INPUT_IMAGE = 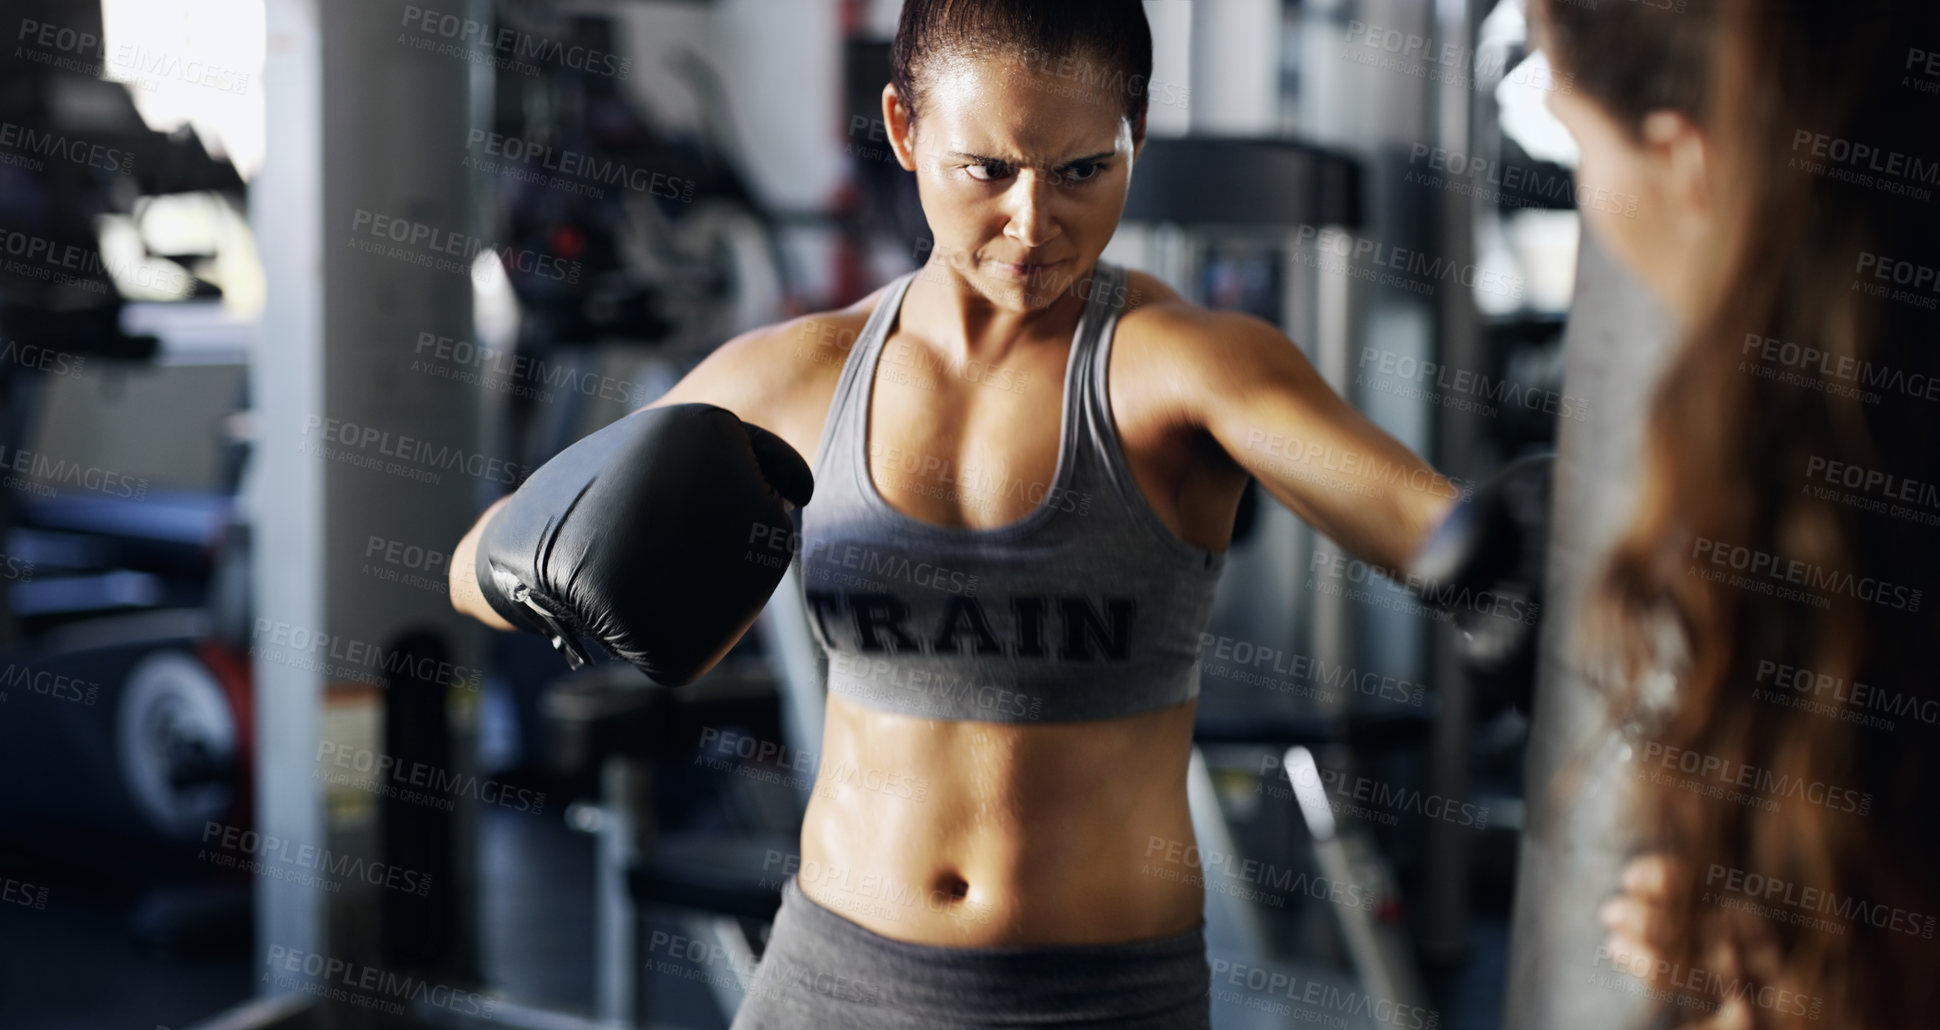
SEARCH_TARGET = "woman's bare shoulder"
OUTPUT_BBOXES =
[1113,268,1283,368]
[648,283,895,461]
[1115,268,1273,335]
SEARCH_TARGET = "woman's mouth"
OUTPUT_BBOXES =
[988,258,1066,278]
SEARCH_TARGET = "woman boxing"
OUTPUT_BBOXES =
[453,1,1460,1026]
[1535,0,1940,1025]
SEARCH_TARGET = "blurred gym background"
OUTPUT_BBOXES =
[0,1,1659,1028]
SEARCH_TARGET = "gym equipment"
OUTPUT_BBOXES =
[0,28,269,1016]
[543,657,796,1026]
[473,10,798,791]
[0,340,253,868]
[1124,137,1362,230]
[1284,745,1424,1012]
[446,16,818,1024]
[0,609,247,876]
[1123,131,1557,1027]
[1119,135,1438,1020]
[488,13,795,477]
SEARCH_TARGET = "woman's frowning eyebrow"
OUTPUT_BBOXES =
[946,150,1118,167]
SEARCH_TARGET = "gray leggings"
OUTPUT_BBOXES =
[729,877,1211,1029]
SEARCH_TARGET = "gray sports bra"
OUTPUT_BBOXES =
[794,262,1226,723]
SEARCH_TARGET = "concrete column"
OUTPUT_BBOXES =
[251,0,328,974]
[1187,0,1278,135]
[1142,0,1192,138]
[252,0,481,1003]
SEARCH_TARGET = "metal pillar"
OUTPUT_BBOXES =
[1298,0,1480,965]
[1421,0,1486,966]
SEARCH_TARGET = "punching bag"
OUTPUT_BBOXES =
[1503,232,1682,1029]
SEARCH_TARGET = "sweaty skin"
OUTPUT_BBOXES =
[454,52,1453,947]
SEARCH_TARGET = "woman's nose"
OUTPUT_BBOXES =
[1001,174,1061,248]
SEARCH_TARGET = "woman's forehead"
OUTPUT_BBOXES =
[915,52,1129,158]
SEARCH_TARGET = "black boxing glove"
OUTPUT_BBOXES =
[475,403,813,686]
[1408,452,1554,674]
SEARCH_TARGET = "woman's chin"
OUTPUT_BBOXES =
[980,264,1075,309]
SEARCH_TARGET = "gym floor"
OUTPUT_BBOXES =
[0,778,1512,1030]
[0,850,250,1029]
[0,803,728,1029]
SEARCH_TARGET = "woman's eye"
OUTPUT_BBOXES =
[1057,162,1101,185]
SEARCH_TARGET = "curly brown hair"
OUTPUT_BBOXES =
[1536,0,1940,1025]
